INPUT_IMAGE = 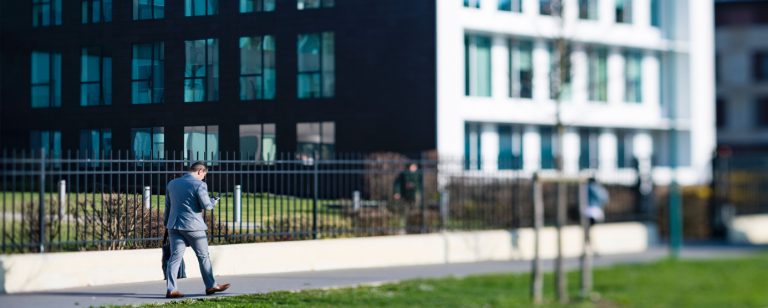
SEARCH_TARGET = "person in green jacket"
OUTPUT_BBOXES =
[393,163,422,205]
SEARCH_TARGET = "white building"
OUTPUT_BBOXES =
[437,0,716,185]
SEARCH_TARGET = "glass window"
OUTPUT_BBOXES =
[297,122,334,160]
[81,47,112,106]
[185,0,218,16]
[82,0,112,23]
[579,0,598,20]
[625,51,642,103]
[240,36,276,100]
[548,41,572,101]
[464,0,481,8]
[616,0,632,23]
[239,124,276,161]
[32,0,62,27]
[298,0,333,10]
[132,127,165,160]
[579,128,600,170]
[616,130,634,169]
[754,52,768,82]
[498,0,522,12]
[540,0,559,16]
[31,51,62,108]
[79,129,112,166]
[465,34,492,97]
[464,123,482,170]
[756,97,768,127]
[132,42,165,104]
[716,98,726,129]
[498,125,523,170]
[184,125,219,161]
[240,0,275,12]
[540,126,556,170]
[297,32,334,98]
[133,0,165,20]
[587,47,608,102]
[185,39,219,102]
[509,39,533,99]
[650,0,659,27]
[30,130,62,159]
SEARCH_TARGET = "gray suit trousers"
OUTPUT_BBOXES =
[166,229,216,292]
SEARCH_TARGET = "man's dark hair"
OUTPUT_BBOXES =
[189,161,208,173]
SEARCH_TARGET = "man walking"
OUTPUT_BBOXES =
[164,161,230,298]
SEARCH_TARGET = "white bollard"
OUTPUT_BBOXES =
[439,190,450,229]
[353,190,361,211]
[234,185,242,223]
[58,180,66,217]
[143,186,151,209]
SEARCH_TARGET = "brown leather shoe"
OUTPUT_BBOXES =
[205,283,231,295]
[166,290,184,298]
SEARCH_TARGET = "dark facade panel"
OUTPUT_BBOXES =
[0,0,437,156]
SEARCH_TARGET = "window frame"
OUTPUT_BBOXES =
[80,47,113,107]
[79,128,112,166]
[131,42,165,104]
[624,50,643,103]
[131,127,165,160]
[297,32,334,99]
[185,0,218,16]
[240,0,276,13]
[32,0,62,27]
[81,0,112,24]
[184,125,219,162]
[31,51,62,109]
[498,125,524,170]
[30,130,62,160]
[297,0,334,10]
[509,39,534,99]
[133,0,165,20]
[240,35,276,101]
[465,34,492,97]
[239,123,277,162]
[616,0,633,24]
[754,51,768,82]
[296,122,335,160]
[587,46,608,103]
[184,39,219,103]
[578,0,598,20]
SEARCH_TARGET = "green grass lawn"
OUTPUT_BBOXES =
[0,191,346,221]
[123,254,768,308]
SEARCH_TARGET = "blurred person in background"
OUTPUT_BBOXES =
[586,176,609,225]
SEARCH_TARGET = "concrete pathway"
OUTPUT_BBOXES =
[0,244,763,308]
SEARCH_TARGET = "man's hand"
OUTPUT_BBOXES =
[393,193,401,200]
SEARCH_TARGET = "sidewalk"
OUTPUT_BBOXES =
[0,245,763,308]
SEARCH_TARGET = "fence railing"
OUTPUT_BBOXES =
[0,150,645,254]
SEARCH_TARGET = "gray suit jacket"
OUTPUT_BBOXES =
[164,174,217,231]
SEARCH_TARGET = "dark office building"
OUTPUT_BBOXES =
[0,0,437,160]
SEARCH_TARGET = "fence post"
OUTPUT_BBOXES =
[353,190,361,211]
[58,179,66,218]
[38,149,46,253]
[419,156,427,234]
[531,172,543,304]
[234,185,242,223]
[312,151,319,240]
[143,186,151,209]
[579,180,592,299]
[555,176,568,303]
[439,190,449,231]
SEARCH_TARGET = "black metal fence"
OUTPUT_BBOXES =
[0,150,645,254]
[712,154,768,216]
